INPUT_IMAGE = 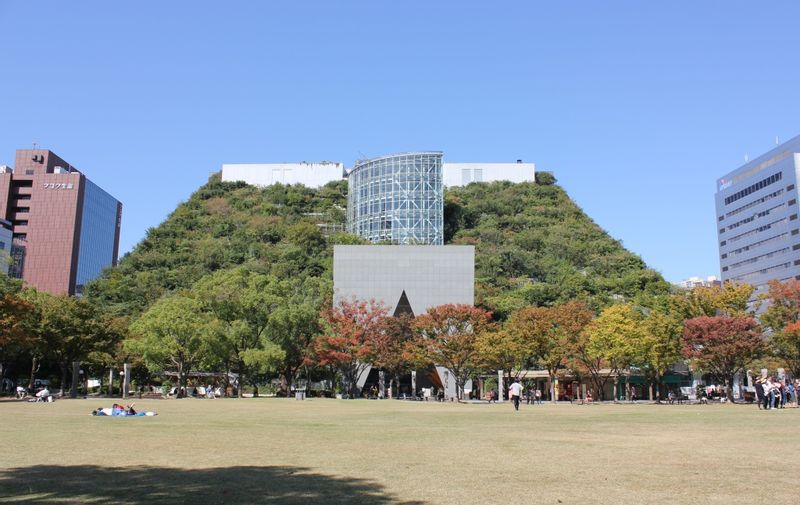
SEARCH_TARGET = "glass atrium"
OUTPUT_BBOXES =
[347,152,443,245]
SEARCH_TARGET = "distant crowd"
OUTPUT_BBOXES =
[754,377,797,410]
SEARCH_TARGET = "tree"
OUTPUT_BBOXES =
[505,307,557,401]
[128,295,218,393]
[510,301,592,402]
[23,291,120,396]
[583,303,645,402]
[760,278,800,333]
[312,298,388,399]
[372,313,415,397]
[682,316,765,403]
[267,301,322,396]
[475,327,532,386]
[192,268,286,397]
[640,308,684,402]
[0,288,35,384]
[759,279,800,378]
[409,304,493,401]
[673,282,753,319]
[772,322,800,379]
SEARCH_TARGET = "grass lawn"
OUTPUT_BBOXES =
[0,398,796,504]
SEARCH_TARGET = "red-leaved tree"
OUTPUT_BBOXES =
[408,304,493,401]
[312,298,388,398]
[682,316,765,403]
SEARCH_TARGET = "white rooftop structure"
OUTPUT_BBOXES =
[221,162,345,188]
[442,161,535,187]
[675,276,722,289]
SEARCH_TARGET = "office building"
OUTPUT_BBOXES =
[0,218,12,275]
[0,149,122,295]
[715,135,800,298]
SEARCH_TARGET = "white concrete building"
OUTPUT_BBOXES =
[442,161,535,187]
[716,135,800,300]
[221,162,345,188]
[675,276,722,289]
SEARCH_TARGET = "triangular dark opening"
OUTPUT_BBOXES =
[393,290,414,317]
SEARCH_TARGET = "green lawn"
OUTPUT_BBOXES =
[0,398,795,504]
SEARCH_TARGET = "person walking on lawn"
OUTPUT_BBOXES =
[509,379,523,411]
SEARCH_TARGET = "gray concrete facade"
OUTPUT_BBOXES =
[715,135,800,300]
[333,245,474,316]
[333,244,475,399]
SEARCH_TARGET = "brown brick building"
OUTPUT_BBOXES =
[0,149,122,295]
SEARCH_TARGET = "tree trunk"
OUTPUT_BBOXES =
[27,355,40,391]
[549,371,557,403]
[613,376,619,403]
[59,363,68,396]
[727,376,735,404]
[178,360,186,398]
[237,360,245,398]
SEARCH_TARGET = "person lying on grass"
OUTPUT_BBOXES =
[91,403,157,416]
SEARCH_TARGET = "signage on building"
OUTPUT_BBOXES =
[43,183,74,190]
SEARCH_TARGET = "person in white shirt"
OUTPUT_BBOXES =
[508,379,523,411]
[35,388,50,402]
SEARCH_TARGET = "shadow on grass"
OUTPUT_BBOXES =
[0,465,426,504]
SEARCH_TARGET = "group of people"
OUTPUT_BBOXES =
[91,402,157,416]
[16,385,53,402]
[755,377,797,410]
[508,380,546,410]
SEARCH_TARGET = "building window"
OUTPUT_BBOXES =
[724,172,783,205]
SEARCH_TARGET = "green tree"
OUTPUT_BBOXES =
[22,291,121,396]
[583,303,645,402]
[773,322,800,378]
[475,327,532,385]
[192,268,286,397]
[0,284,35,385]
[673,282,754,319]
[640,307,684,402]
[128,295,218,392]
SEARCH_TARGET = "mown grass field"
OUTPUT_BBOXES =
[1,398,796,504]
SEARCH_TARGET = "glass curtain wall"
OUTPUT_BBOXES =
[347,152,443,245]
[75,179,120,294]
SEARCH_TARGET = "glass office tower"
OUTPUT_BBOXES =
[347,152,443,245]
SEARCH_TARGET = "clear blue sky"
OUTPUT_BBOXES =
[1,1,799,282]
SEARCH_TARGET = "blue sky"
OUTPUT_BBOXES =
[1,1,798,282]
